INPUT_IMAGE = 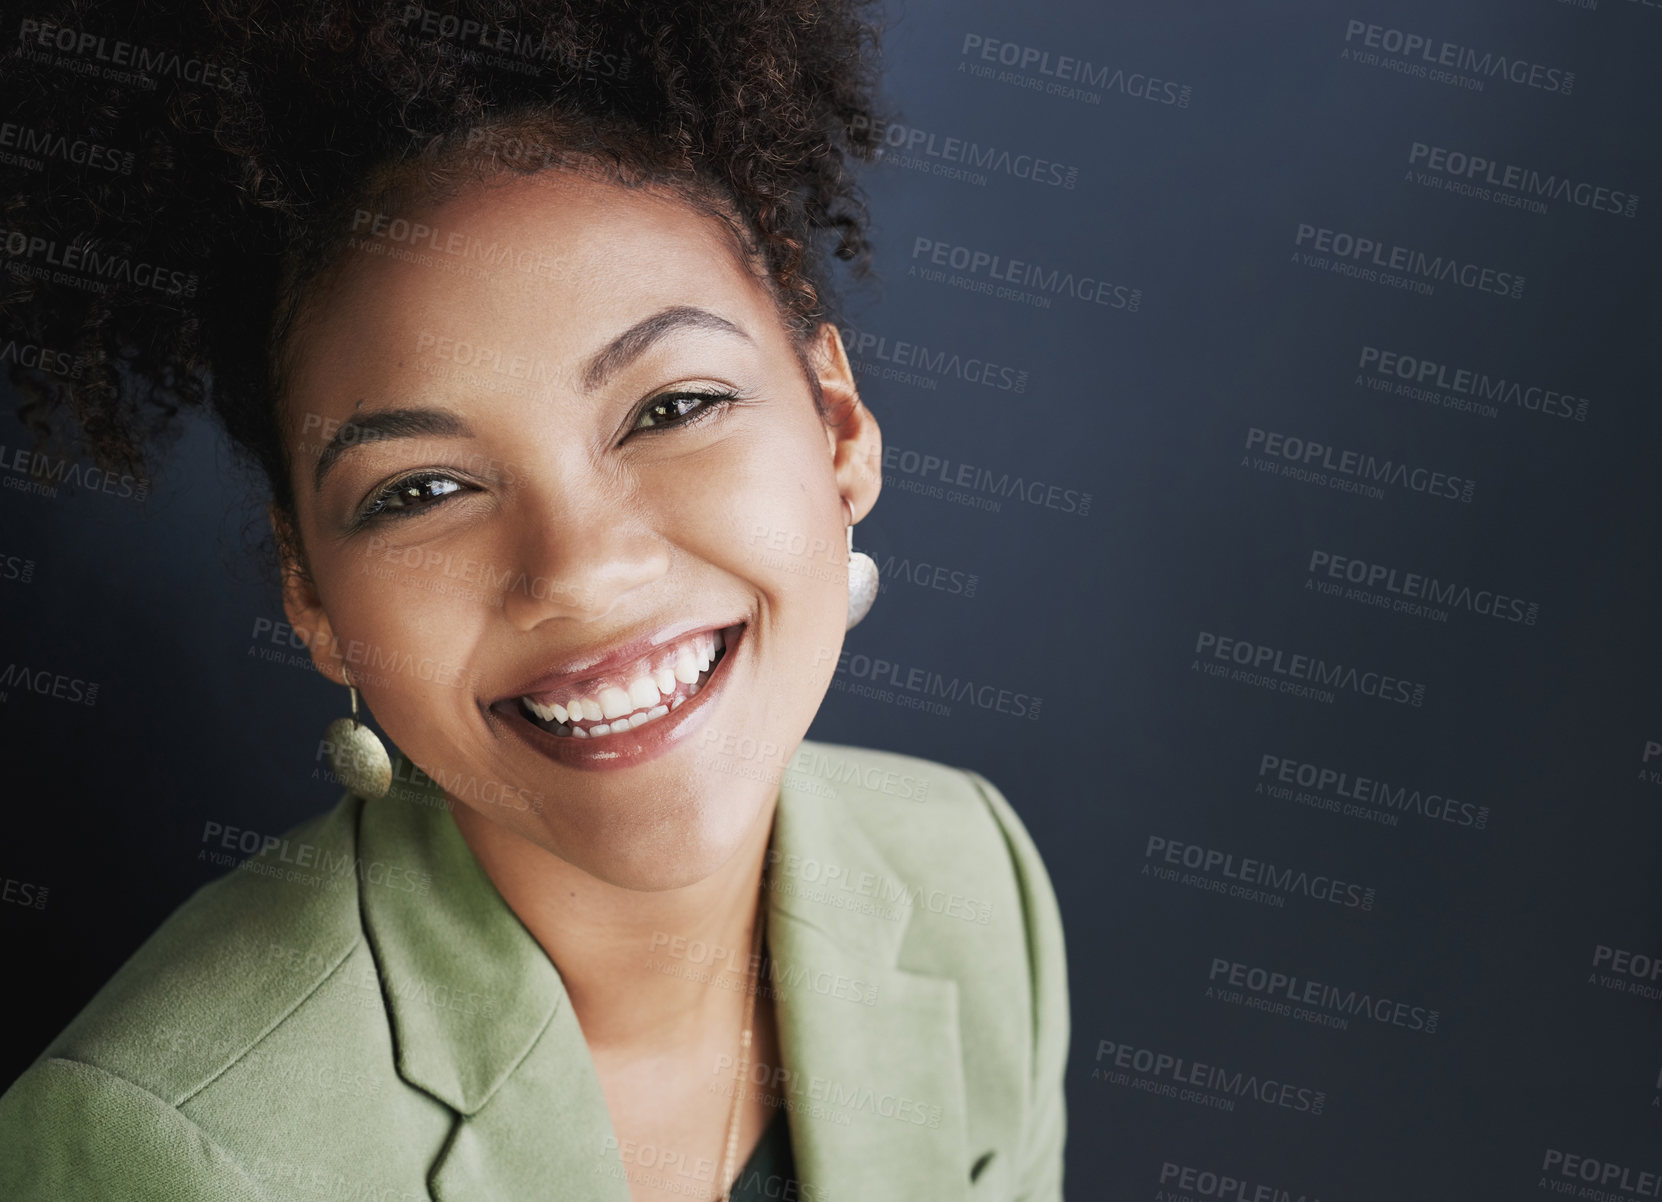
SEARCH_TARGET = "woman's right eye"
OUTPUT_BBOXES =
[358,474,469,523]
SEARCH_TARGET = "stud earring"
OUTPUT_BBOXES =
[844,498,879,631]
[324,683,391,800]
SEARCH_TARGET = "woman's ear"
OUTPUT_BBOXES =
[808,322,882,521]
[270,504,350,687]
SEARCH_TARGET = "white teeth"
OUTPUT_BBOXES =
[523,698,563,722]
[521,626,737,738]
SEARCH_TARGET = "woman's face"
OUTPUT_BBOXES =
[276,167,880,890]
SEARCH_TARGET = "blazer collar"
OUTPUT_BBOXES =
[356,750,970,1201]
[765,769,972,1200]
[355,760,564,1116]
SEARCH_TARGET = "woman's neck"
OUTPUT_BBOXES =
[447,801,776,1053]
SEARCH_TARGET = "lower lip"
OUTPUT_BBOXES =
[490,625,746,772]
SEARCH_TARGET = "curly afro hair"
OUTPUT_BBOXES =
[0,0,888,524]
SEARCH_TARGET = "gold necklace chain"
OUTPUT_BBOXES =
[715,878,768,1202]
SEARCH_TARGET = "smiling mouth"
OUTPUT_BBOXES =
[510,623,741,739]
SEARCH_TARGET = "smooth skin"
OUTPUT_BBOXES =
[273,167,881,1201]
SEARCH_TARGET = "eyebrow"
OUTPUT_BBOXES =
[579,304,751,393]
[312,408,473,492]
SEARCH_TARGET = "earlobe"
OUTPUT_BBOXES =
[810,323,883,523]
[270,504,349,687]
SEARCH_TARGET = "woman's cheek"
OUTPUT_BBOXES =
[329,573,481,727]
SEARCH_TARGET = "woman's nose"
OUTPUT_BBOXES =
[498,491,672,631]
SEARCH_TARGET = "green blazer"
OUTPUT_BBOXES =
[0,739,1069,1200]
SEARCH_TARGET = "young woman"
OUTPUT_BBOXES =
[0,3,1069,1198]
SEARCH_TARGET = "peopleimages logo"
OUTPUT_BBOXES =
[785,745,931,802]
[15,17,252,93]
[198,821,433,895]
[1407,142,1637,219]
[0,443,149,503]
[1246,427,1476,504]
[830,647,1042,721]
[0,335,78,377]
[1589,944,1662,1002]
[1340,19,1574,95]
[0,552,36,584]
[881,442,1091,517]
[838,325,1030,394]
[398,4,629,79]
[1093,1039,1327,1115]
[0,663,98,706]
[1257,753,1490,831]
[414,330,554,386]
[910,236,1141,312]
[1356,345,1590,423]
[850,115,1079,189]
[348,209,571,280]
[1144,836,1378,911]
[1539,1150,1662,1198]
[0,120,134,174]
[1158,1162,1326,1202]
[1194,630,1427,707]
[1294,223,1525,299]
[0,225,199,297]
[959,34,1193,109]
[1641,740,1662,788]
[1307,548,1540,628]
[1208,957,1440,1034]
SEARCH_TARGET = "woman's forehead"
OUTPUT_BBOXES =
[289,169,775,386]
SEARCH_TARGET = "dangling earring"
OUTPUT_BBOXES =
[324,683,392,800]
[844,497,879,631]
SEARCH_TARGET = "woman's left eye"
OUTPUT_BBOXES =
[361,474,467,521]
[633,389,740,431]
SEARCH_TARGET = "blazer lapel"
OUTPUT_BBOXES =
[357,755,972,1201]
[766,766,972,1201]
[356,761,627,1202]
[426,998,630,1202]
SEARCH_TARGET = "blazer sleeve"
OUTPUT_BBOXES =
[0,1057,269,1201]
[964,768,1070,1202]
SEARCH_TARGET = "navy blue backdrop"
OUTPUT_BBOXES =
[3,1,1660,1197]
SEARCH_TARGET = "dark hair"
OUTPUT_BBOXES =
[1,0,886,528]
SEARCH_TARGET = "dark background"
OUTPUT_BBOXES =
[4,0,1661,1197]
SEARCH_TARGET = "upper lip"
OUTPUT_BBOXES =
[496,617,744,702]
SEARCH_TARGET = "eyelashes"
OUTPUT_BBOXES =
[349,386,746,528]
[354,473,469,525]
[633,387,743,431]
